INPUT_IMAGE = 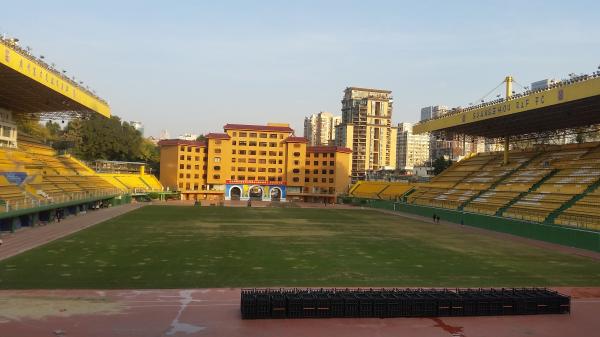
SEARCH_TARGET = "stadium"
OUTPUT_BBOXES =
[0,32,599,337]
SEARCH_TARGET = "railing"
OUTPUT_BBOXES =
[1,188,121,213]
[556,214,600,231]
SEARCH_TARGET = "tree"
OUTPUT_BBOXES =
[433,157,453,175]
[196,134,206,141]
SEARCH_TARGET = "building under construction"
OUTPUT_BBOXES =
[336,87,397,182]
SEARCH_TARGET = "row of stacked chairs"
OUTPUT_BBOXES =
[241,288,570,319]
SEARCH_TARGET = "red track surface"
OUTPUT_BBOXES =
[0,287,599,337]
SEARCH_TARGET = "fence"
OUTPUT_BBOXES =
[341,198,600,252]
[1,189,122,213]
[241,288,570,319]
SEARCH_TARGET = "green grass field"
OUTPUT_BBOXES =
[0,206,599,289]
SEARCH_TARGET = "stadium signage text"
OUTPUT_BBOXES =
[226,180,286,185]
[471,94,547,122]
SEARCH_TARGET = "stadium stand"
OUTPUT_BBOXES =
[406,142,600,229]
[349,181,413,200]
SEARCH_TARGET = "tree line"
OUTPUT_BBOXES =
[16,115,159,174]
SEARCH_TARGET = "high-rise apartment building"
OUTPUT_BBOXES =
[303,112,342,146]
[420,105,449,121]
[396,122,430,170]
[336,87,397,181]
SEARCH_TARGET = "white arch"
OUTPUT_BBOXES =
[248,185,264,199]
[270,186,282,200]
[229,186,242,200]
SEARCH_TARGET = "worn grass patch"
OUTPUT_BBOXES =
[0,206,599,289]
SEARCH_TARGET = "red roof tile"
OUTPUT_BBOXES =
[307,146,352,154]
[158,139,206,147]
[223,123,294,132]
[285,136,308,143]
[206,133,231,139]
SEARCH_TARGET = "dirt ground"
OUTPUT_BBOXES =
[0,287,598,337]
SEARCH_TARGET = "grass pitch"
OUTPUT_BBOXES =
[0,206,599,289]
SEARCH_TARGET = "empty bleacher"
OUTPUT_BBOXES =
[406,142,600,230]
[349,181,413,200]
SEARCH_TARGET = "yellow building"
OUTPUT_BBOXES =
[159,123,352,202]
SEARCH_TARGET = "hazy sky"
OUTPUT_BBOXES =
[2,1,599,137]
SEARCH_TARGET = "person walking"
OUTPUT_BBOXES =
[433,214,437,223]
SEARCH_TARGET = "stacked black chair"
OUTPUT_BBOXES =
[240,288,570,319]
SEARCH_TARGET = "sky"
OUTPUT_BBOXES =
[1,0,599,138]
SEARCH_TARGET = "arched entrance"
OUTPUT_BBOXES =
[230,186,242,201]
[249,185,263,201]
[270,187,282,201]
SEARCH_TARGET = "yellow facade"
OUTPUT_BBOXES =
[158,123,352,202]
[0,38,110,117]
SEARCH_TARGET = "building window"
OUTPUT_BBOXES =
[249,141,257,146]
[293,143,300,148]
[329,161,334,166]
[314,161,318,165]
[195,148,200,153]
[238,175,245,180]
[180,146,185,151]
[268,168,276,173]
[293,177,300,182]
[178,182,183,188]
[329,178,334,183]
[292,169,300,174]
[260,133,267,138]
[233,132,237,136]
[238,167,246,172]
[249,132,257,138]
[293,152,300,157]
[258,168,266,172]
[187,156,192,161]
[305,178,309,182]
[269,151,277,156]
[249,150,256,155]
[195,156,200,161]
[278,151,283,156]
[268,159,276,164]
[305,161,310,165]
[232,158,236,163]
[330,153,335,158]
[248,176,256,180]
[214,148,222,154]
[248,167,256,172]
[294,160,299,165]
[260,151,267,155]
[329,169,334,174]
[305,169,310,174]
[180,155,185,160]
[269,142,277,147]
[239,150,246,155]
[232,150,236,154]
[258,176,266,180]
[194,174,199,179]
[277,177,282,181]
[268,176,276,181]
[278,160,283,164]
[269,134,277,139]
[240,132,247,137]
[239,141,247,146]
[248,158,256,164]
[313,178,318,182]
[214,166,221,171]
[179,173,184,178]
[322,161,327,165]
[186,165,191,169]
[186,174,191,178]
[232,141,237,145]
[259,142,267,147]
[259,159,266,164]
[194,165,200,170]
[214,157,221,163]
[322,170,327,174]
[313,169,318,174]
[214,140,221,145]
[213,174,220,179]
[322,178,327,183]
